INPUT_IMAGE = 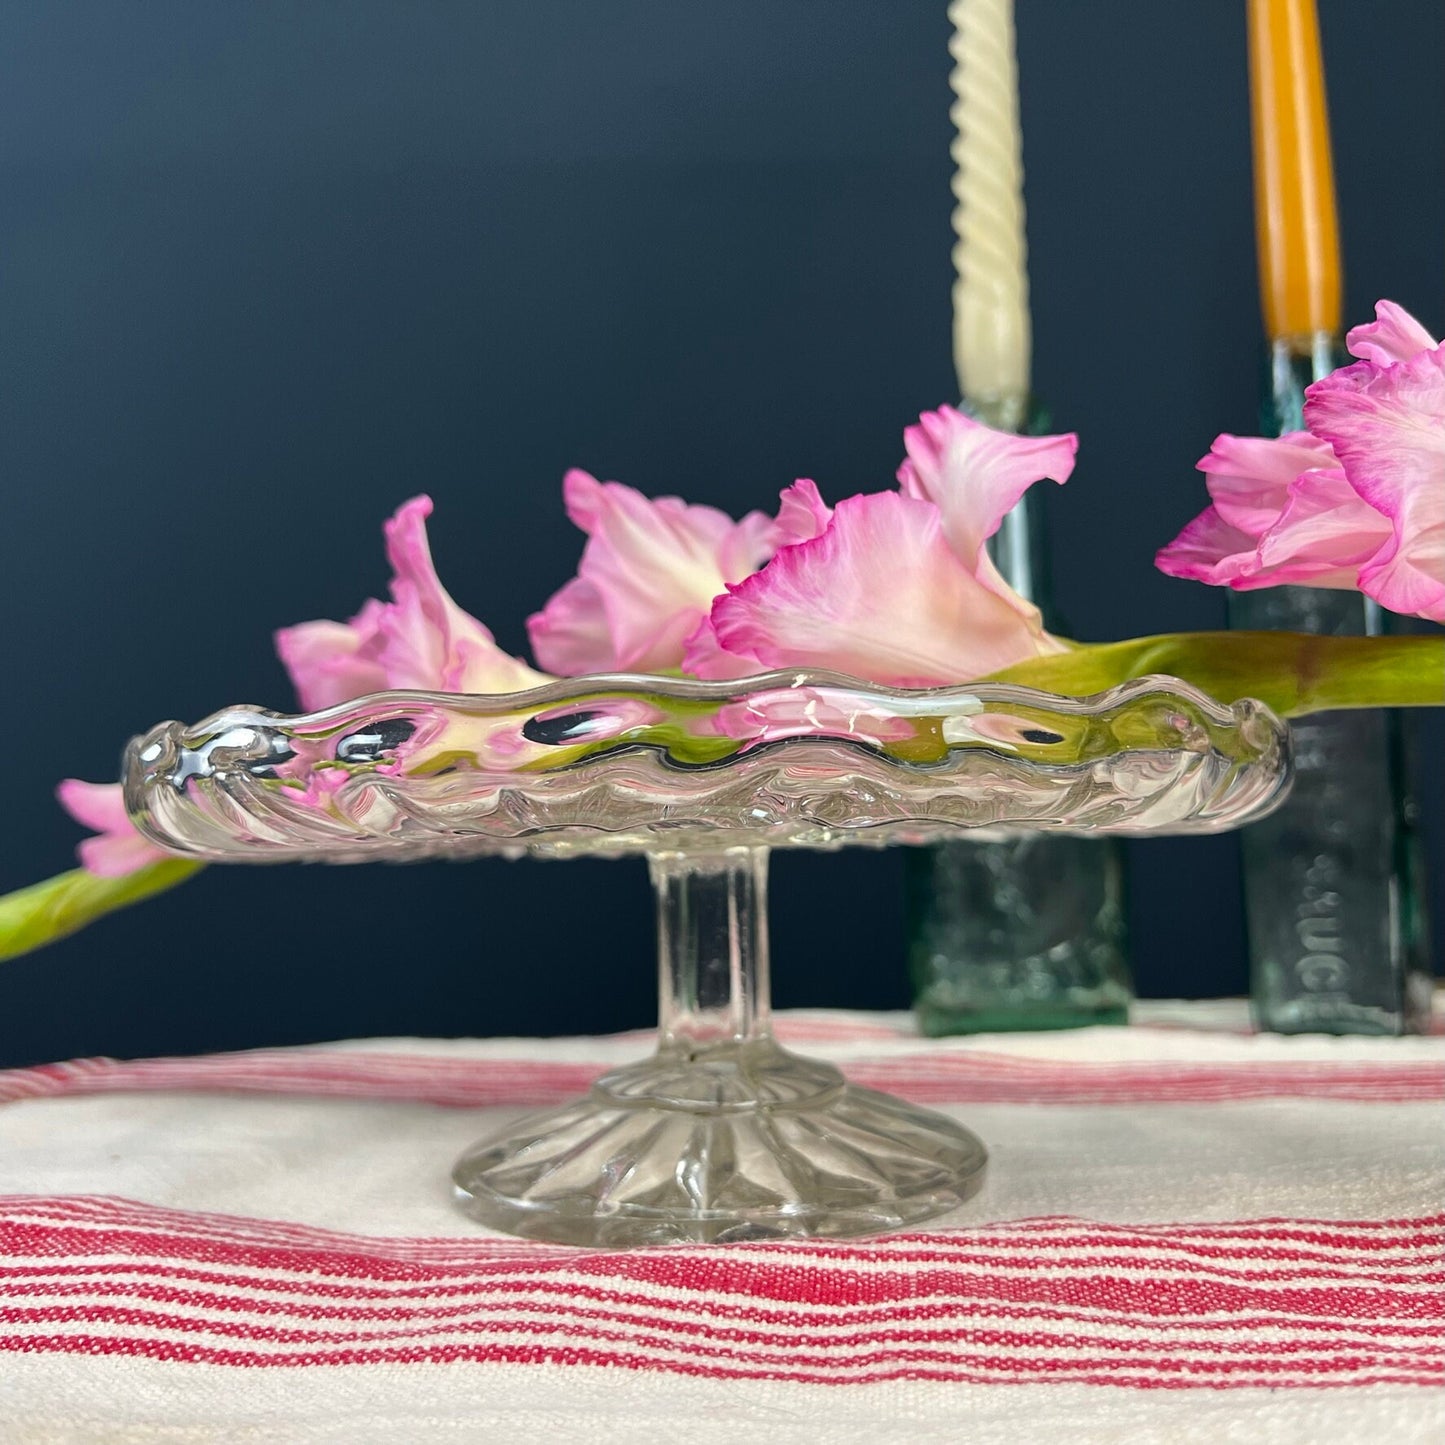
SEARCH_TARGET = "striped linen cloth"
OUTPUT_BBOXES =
[0,1004,1441,1443]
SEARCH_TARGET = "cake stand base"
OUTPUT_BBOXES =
[451,1039,987,1248]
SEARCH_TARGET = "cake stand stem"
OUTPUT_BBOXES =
[652,846,771,1052]
[451,844,987,1245]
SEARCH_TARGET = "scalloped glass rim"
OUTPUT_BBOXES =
[124,669,1292,862]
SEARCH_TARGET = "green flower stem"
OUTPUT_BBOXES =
[982,631,1444,719]
[0,859,203,964]
[3,629,1439,967]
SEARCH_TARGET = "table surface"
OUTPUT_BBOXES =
[1,1001,1442,1444]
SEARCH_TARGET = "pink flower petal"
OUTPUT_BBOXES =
[56,778,131,835]
[680,616,762,679]
[1155,506,1262,587]
[1198,432,1338,536]
[56,779,170,877]
[75,832,168,877]
[522,575,614,678]
[1156,469,1390,594]
[1307,346,1445,622]
[530,469,776,674]
[377,496,547,694]
[276,497,547,705]
[774,480,833,546]
[1346,300,1438,368]
[715,506,779,578]
[561,470,609,532]
[443,632,550,695]
[703,492,1059,687]
[275,602,389,712]
[1251,468,1392,589]
[896,405,1077,570]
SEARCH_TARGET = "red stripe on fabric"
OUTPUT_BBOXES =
[5,1221,1443,1306]
[3,1250,1441,1324]
[4,1265,1442,1343]
[12,1205,1442,1264]
[3,1199,1441,1386]
[4,1199,1442,1282]
[4,1280,1443,1350]
[8,1227,1436,1275]
[2,1051,1440,1107]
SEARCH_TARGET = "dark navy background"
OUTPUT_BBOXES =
[1,2,1440,1066]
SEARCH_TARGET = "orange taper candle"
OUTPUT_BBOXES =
[1248,0,1343,340]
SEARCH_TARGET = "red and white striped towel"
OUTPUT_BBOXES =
[1,1006,1441,1443]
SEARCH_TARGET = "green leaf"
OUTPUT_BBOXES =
[0,859,203,964]
[980,631,1445,718]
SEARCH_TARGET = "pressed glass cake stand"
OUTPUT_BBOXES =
[125,670,1291,1247]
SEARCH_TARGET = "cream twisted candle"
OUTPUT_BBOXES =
[950,0,1031,411]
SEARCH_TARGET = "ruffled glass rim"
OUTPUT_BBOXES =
[124,669,1292,861]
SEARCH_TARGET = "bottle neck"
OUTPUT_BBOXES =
[964,392,1052,617]
[1265,331,1345,434]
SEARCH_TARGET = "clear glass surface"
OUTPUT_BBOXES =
[453,847,988,1245]
[125,670,1291,1247]
[125,672,1290,861]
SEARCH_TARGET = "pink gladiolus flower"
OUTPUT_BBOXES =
[374,498,547,693]
[1156,433,1391,591]
[56,780,170,878]
[528,469,776,675]
[1198,432,1339,536]
[277,496,547,710]
[65,497,547,876]
[681,480,834,673]
[896,406,1078,588]
[1306,343,1445,623]
[698,492,1065,687]
[896,406,1076,635]
[688,407,1074,686]
[274,603,389,713]
[1157,300,1444,623]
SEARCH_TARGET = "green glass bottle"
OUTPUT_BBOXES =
[907,399,1132,1035]
[1231,338,1432,1034]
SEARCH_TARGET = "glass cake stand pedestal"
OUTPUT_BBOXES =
[453,845,987,1246]
[126,671,1290,1247]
